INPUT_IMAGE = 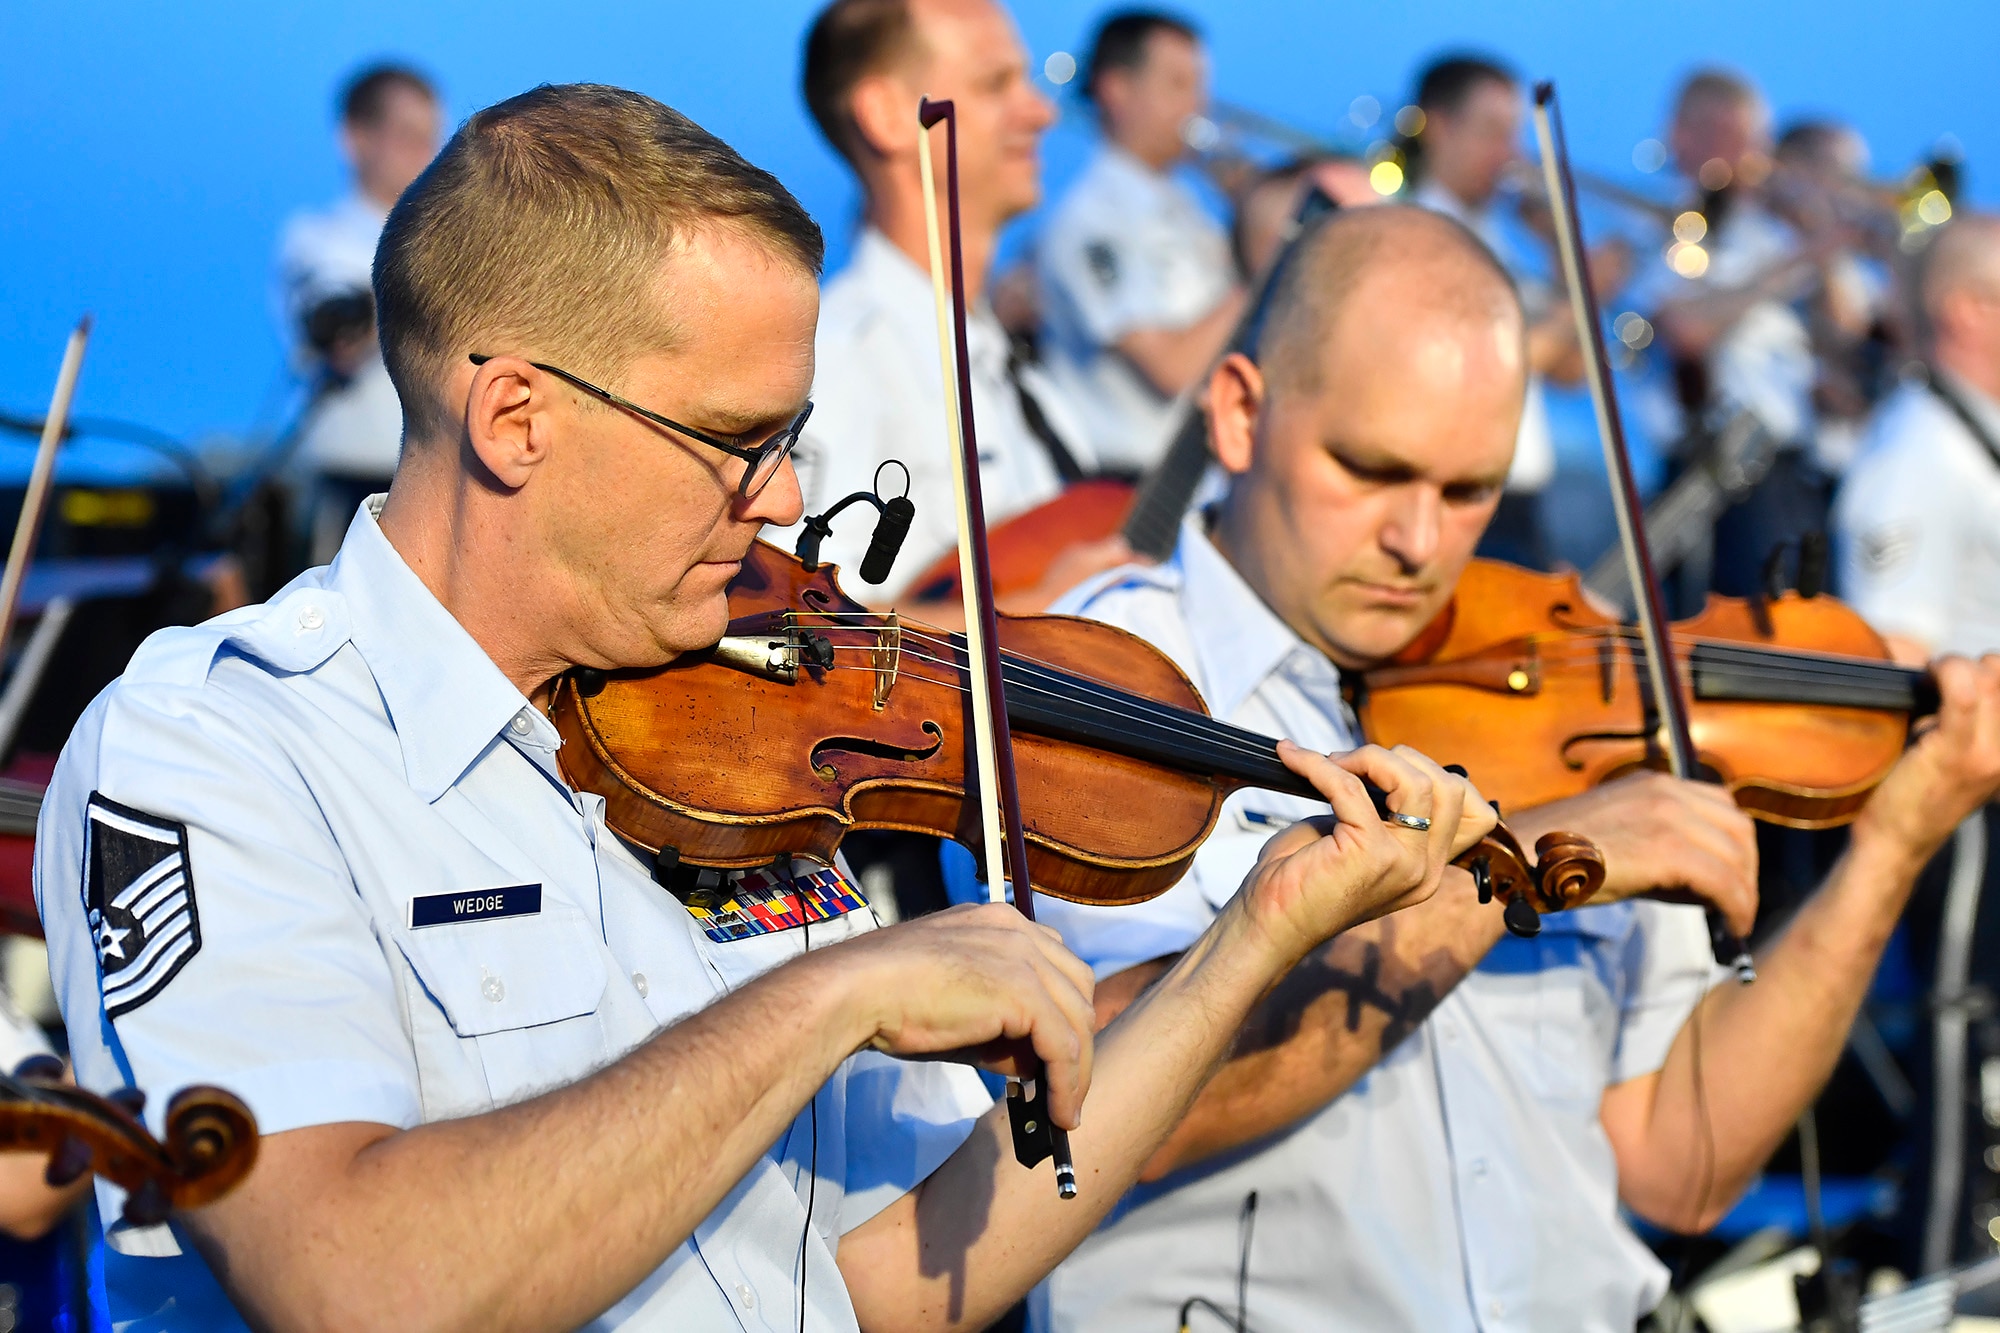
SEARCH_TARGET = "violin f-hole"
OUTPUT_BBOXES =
[809,721,945,782]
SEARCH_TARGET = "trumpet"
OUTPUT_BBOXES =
[1185,97,1680,224]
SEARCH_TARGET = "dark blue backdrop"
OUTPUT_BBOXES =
[3,0,1990,448]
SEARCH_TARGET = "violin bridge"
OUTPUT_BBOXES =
[872,613,901,710]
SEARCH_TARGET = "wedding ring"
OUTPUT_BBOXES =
[1387,811,1433,832]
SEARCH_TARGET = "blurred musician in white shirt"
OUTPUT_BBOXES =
[273,63,441,561]
[1037,11,1243,473]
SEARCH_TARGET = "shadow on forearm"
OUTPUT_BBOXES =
[916,1118,1004,1327]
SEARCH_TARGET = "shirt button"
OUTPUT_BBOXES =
[509,711,533,735]
[632,972,649,998]
[734,1283,755,1310]
[481,974,506,1003]
[296,605,325,632]
[1469,1158,1488,1179]
[1487,1298,1506,1319]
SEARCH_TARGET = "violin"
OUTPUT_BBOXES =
[1351,557,1934,828]
[551,540,1605,924]
[2,1057,259,1225]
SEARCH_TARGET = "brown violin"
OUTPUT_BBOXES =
[2,1058,259,1225]
[1353,557,1934,830]
[553,540,1604,923]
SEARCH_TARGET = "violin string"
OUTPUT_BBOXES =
[1307,632,1919,703]
[790,604,1915,690]
[861,646,1290,773]
[780,611,1919,783]
[821,624,1301,768]
[789,609,1920,707]
[812,638,1294,776]
[1443,633,1915,686]
[802,617,1289,757]
[813,616,1892,776]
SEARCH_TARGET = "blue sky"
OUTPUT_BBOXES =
[3,0,1991,449]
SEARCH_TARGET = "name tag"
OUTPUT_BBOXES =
[683,866,868,944]
[409,883,543,929]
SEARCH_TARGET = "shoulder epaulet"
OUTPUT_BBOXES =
[121,587,353,692]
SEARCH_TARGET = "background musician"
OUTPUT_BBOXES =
[273,62,442,563]
[1770,118,1896,476]
[1035,10,1244,474]
[1629,68,1831,605]
[34,82,1489,1332]
[1031,205,2000,1332]
[1404,55,1567,569]
[789,0,1128,615]
[1836,213,2000,667]
[1836,210,2000,1279]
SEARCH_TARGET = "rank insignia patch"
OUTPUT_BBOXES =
[84,794,200,1018]
[683,865,868,944]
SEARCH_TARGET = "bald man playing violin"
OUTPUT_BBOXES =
[33,85,1502,1333]
[1033,205,2000,1333]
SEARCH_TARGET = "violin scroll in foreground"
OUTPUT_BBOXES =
[1,1057,259,1225]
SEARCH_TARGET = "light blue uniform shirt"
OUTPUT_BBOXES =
[1029,519,1717,1333]
[35,499,989,1331]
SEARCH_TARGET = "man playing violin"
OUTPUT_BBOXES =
[1034,204,2000,1332]
[33,84,1493,1332]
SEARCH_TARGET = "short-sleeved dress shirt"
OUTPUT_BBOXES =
[1036,146,1235,473]
[1027,518,1718,1333]
[272,193,404,479]
[772,228,1095,601]
[36,498,990,1331]
[1835,374,2000,658]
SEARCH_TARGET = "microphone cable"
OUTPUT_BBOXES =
[1175,1190,1259,1333]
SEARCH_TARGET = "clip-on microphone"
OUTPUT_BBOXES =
[795,460,914,586]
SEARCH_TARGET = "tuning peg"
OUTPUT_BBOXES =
[109,1086,147,1117]
[1469,855,1493,905]
[1503,896,1543,938]
[122,1177,171,1228]
[12,1054,64,1081]
[45,1134,92,1187]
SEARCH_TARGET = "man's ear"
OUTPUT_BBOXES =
[848,73,919,163]
[463,357,555,491]
[1207,352,1265,476]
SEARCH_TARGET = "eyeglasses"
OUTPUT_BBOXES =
[467,353,812,499]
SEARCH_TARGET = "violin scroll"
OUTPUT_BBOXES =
[1,1059,259,1224]
[1456,824,1607,939]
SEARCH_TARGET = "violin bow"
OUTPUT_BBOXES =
[0,317,91,661]
[1532,83,1755,982]
[917,97,1078,1198]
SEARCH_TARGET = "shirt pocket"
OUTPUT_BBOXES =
[395,904,611,1109]
[1473,903,1631,1109]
